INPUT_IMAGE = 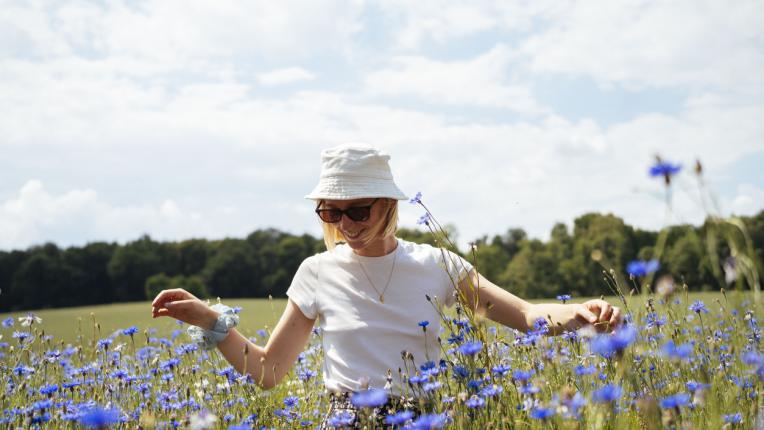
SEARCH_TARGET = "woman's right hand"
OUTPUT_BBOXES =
[151,288,219,330]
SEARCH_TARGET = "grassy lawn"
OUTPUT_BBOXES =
[1,289,753,345]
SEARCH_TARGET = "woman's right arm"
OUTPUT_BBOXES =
[152,289,315,390]
[216,299,315,389]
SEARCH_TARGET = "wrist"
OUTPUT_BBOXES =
[204,308,221,331]
[187,302,240,350]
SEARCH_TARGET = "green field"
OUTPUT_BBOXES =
[1,290,751,345]
[0,298,289,345]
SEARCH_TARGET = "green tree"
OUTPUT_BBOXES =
[202,239,258,298]
[145,273,209,300]
[501,240,561,299]
[107,235,167,302]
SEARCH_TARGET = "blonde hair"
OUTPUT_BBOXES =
[319,199,399,250]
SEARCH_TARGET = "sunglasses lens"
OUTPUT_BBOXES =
[318,210,342,223]
[345,207,370,222]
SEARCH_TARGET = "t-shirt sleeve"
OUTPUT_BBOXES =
[286,255,319,320]
[439,249,475,308]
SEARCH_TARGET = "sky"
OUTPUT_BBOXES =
[1,0,763,251]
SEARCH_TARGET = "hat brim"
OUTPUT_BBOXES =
[305,176,408,201]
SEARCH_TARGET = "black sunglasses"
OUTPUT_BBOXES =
[315,199,379,223]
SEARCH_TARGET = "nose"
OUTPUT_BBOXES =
[338,213,356,230]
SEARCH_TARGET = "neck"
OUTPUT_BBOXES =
[353,235,398,257]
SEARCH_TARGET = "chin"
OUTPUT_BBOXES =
[344,237,366,249]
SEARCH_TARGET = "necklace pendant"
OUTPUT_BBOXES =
[379,294,385,303]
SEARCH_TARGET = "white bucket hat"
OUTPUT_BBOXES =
[305,144,408,201]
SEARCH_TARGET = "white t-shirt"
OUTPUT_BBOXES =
[286,238,474,394]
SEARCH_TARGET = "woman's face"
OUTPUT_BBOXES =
[320,198,389,249]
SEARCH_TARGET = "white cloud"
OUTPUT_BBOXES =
[730,184,764,217]
[0,180,261,249]
[365,45,547,114]
[258,67,316,86]
[0,1,761,252]
[1,0,365,69]
[520,0,764,91]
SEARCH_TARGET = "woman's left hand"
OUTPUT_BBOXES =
[579,299,622,332]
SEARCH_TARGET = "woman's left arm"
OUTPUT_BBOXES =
[457,270,622,335]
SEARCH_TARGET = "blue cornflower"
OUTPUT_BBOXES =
[685,381,709,392]
[63,381,82,389]
[283,396,299,408]
[409,413,449,429]
[423,381,442,392]
[351,388,388,408]
[420,361,436,372]
[13,365,34,376]
[491,364,511,376]
[467,379,483,391]
[256,329,268,338]
[447,332,464,345]
[661,340,693,361]
[97,338,113,350]
[79,407,121,428]
[512,369,535,383]
[529,407,555,420]
[457,340,483,356]
[627,259,660,277]
[33,399,53,410]
[232,306,242,314]
[409,374,429,384]
[12,331,29,341]
[327,411,354,427]
[228,424,252,430]
[688,300,709,314]
[562,331,578,342]
[592,384,622,403]
[556,294,572,303]
[723,413,743,424]
[39,384,58,395]
[418,320,429,329]
[31,413,51,424]
[742,351,764,366]
[573,365,596,376]
[480,384,503,397]
[159,358,181,371]
[649,161,682,179]
[453,365,470,379]
[2,317,13,327]
[121,326,138,336]
[518,385,540,395]
[645,312,667,329]
[590,324,637,358]
[385,410,414,425]
[465,396,485,408]
[417,213,431,226]
[409,192,422,204]
[659,393,690,409]
[297,368,317,381]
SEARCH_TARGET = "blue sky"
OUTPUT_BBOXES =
[1,0,763,250]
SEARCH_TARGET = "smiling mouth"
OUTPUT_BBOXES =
[343,229,363,239]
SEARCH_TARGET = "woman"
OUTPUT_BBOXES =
[151,144,622,426]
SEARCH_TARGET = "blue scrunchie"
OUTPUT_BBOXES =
[187,303,240,350]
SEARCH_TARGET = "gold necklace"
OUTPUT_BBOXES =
[355,245,398,303]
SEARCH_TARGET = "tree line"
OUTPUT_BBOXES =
[1,210,762,312]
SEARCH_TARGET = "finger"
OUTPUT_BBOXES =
[165,299,197,309]
[153,308,173,318]
[609,308,622,327]
[151,289,190,307]
[577,307,598,324]
[599,304,612,322]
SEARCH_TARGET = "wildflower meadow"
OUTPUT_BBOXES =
[1,158,762,429]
